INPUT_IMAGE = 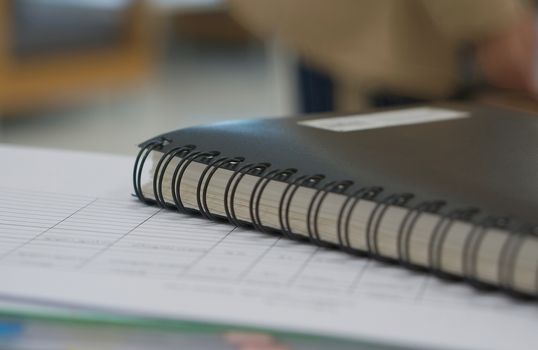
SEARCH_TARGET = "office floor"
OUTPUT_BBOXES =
[0,42,296,155]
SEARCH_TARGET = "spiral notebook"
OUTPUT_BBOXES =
[1,144,538,350]
[134,104,538,297]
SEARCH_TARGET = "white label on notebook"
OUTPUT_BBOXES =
[298,107,469,132]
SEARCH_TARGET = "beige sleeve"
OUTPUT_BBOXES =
[419,0,528,41]
[227,0,531,103]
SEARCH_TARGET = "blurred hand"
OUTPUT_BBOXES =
[476,13,537,96]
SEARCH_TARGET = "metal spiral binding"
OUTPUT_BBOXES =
[278,175,308,241]
[223,162,270,227]
[307,180,353,247]
[366,193,414,259]
[250,168,297,233]
[336,186,383,254]
[460,214,498,287]
[397,200,446,268]
[534,227,538,295]
[460,215,514,291]
[496,224,538,297]
[153,145,195,208]
[197,156,245,221]
[136,141,536,297]
[133,138,169,204]
[278,174,324,241]
[430,207,480,280]
[495,218,522,293]
[171,151,220,214]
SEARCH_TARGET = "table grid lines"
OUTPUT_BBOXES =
[0,197,98,261]
[0,188,527,310]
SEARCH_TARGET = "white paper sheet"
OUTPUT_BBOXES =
[0,144,537,350]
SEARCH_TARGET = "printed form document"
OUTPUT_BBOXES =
[0,144,537,350]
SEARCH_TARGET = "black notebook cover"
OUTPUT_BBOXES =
[140,103,538,230]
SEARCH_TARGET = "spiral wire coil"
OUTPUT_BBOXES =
[134,140,537,297]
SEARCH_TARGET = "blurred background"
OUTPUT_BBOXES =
[0,0,297,154]
[0,0,537,155]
